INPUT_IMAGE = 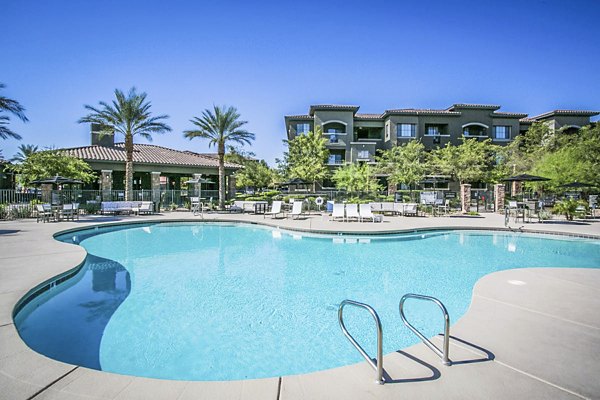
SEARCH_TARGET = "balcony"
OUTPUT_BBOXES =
[350,142,376,163]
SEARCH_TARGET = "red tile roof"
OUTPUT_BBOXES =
[355,113,384,120]
[447,103,501,111]
[383,109,461,116]
[62,143,241,169]
[491,112,528,118]
[309,105,360,115]
[530,110,600,120]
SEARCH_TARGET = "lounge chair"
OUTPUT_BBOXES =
[381,202,395,215]
[345,204,360,222]
[36,204,53,223]
[393,202,405,216]
[134,202,154,215]
[404,203,418,216]
[331,203,345,221]
[288,201,303,219]
[359,203,377,222]
[265,200,284,219]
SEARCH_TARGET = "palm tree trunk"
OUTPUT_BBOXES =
[125,134,134,201]
[218,143,225,210]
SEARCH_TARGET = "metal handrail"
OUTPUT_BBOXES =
[338,300,385,385]
[399,294,451,365]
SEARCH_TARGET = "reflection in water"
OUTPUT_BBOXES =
[14,254,130,369]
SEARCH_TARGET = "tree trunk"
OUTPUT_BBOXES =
[125,134,134,201]
[218,143,225,210]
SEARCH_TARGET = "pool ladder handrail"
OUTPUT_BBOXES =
[338,300,385,385]
[399,293,451,365]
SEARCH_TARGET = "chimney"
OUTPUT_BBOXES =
[91,123,115,147]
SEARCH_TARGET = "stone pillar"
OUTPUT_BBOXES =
[511,181,522,197]
[151,172,161,211]
[494,184,505,213]
[387,181,397,197]
[193,173,203,198]
[227,175,236,200]
[41,183,53,204]
[460,183,471,214]
[100,170,112,201]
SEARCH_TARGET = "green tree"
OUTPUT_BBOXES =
[10,150,96,185]
[78,88,171,200]
[504,122,553,175]
[429,138,497,184]
[332,162,381,193]
[530,123,600,190]
[11,144,38,163]
[225,147,279,190]
[0,83,28,140]
[376,140,426,193]
[284,126,329,191]
[184,105,254,209]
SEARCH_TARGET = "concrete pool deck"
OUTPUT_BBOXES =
[1,211,599,399]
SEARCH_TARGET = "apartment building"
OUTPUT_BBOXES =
[284,104,598,169]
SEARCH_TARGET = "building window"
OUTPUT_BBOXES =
[328,154,343,164]
[398,123,416,138]
[493,126,511,140]
[463,125,487,136]
[296,123,310,135]
[357,150,370,160]
[427,126,440,136]
[329,134,338,143]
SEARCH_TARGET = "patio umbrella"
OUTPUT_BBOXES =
[280,178,307,186]
[501,174,550,183]
[502,174,550,200]
[559,182,594,189]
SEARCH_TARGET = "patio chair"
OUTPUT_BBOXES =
[404,203,418,217]
[331,203,345,221]
[62,203,75,221]
[265,200,284,219]
[359,203,378,222]
[36,204,53,223]
[345,204,360,222]
[72,203,80,220]
[288,201,303,219]
[190,197,200,214]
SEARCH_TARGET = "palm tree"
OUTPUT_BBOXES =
[0,83,29,140]
[11,144,38,163]
[79,88,171,201]
[184,105,254,209]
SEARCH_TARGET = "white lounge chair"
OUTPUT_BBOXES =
[331,203,346,221]
[288,201,303,219]
[345,204,360,222]
[393,202,405,216]
[331,203,345,221]
[404,203,418,216]
[134,202,154,215]
[265,201,284,219]
[381,202,395,215]
[72,203,80,220]
[359,203,377,222]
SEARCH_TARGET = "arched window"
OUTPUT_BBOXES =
[462,123,488,137]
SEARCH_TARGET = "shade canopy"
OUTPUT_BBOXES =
[30,175,83,185]
[502,174,550,182]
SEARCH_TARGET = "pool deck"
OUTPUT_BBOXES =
[1,211,599,400]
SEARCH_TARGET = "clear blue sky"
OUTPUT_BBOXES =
[2,0,599,165]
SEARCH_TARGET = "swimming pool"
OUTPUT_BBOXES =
[13,222,600,381]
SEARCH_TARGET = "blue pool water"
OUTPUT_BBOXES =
[14,223,600,380]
